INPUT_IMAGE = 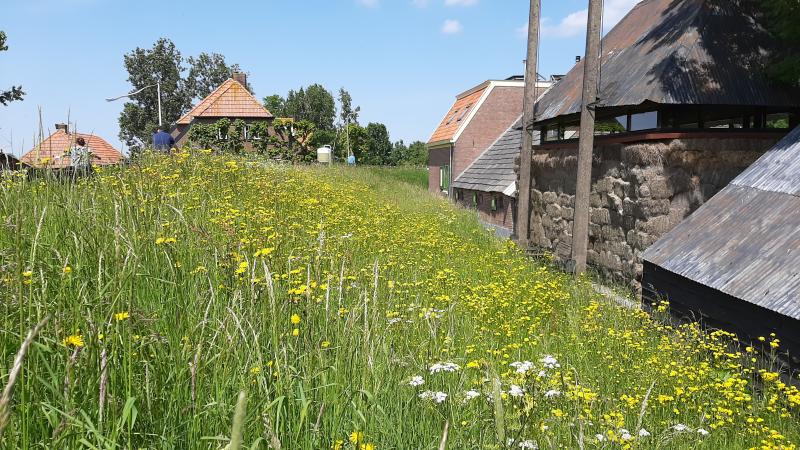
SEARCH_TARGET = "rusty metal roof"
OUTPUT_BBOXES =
[643,126,800,320]
[534,0,800,124]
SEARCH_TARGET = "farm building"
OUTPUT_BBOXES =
[427,76,552,197]
[20,124,124,168]
[642,127,800,354]
[172,73,274,150]
[516,0,800,290]
[0,152,22,170]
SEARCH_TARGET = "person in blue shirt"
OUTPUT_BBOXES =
[347,154,356,166]
[152,126,175,152]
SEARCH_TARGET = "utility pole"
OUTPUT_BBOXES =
[571,0,603,275]
[516,0,541,248]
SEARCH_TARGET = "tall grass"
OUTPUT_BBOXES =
[0,151,797,449]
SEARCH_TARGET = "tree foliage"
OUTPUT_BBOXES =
[263,84,336,132]
[187,118,317,162]
[0,31,24,106]
[761,0,800,87]
[338,88,360,126]
[186,53,242,100]
[118,38,241,150]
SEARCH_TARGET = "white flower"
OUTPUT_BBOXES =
[595,434,606,442]
[419,390,448,403]
[409,375,424,387]
[508,384,525,397]
[619,429,633,441]
[387,317,402,325]
[518,440,537,449]
[540,355,560,369]
[464,390,481,401]
[544,389,561,398]
[673,424,689,432]
[537,370,547,378]
[429,362,460,374]
[638,428,651,437]
[697,428,709,436]
[510,360,534,374]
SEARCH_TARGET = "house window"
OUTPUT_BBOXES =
[630,111,658,131]
[217,127,228,140]
[457,104,472,122]
[472,192,478,206]
[243,125,262,140]
[439,165,450,192]
[491,196,498,211]
[446,109,460,125]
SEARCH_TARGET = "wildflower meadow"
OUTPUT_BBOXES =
[0,151,798,449]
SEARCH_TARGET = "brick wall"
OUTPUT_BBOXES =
[428,147,450,195]
[454,188,515,230]
[453,86,523,179]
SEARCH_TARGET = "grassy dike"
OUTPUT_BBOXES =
[0,151,797,449]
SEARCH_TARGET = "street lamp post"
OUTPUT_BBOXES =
[106,80,162,126]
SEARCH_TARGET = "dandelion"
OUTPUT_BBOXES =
[349,431,364,444]
[466,360,480,369]
[321,340,331,348]
[331,440,344,450]
[62,334,85,348]
[114,311,130,322]
[292,328,300,337]
[429,362,460,374]
[250,366,261,375]
[360,443,375,450]
[291,314,301,324]
[508,384,525,398]
[62,266,72,274]
[409,375,425,387]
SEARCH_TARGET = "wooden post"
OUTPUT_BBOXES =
[571,0,603,274]
[516,0,541,248]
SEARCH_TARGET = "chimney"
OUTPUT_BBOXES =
[575,56,582,63]
[55,123,69,133]
[232,72,247,88]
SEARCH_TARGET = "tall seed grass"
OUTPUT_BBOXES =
[0,151,797,449]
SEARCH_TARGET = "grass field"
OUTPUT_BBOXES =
[0,151,798,449]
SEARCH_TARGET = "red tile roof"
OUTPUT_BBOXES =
[428,86,487,144]
[176,78,274,125]
[21,130,124,168]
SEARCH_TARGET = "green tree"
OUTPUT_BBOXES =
[263,94,285,117]
[337,123,370,163]
[118,38,190,149]
[365,122,392,165]
[404,141,429,166]
[186,52,241,100]
[762,0,800,86]
[0,31,24,106]
[338,88,360,126]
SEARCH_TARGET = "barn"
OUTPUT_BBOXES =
[642,127,800,354]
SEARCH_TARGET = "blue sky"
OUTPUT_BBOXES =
[0,0,639,156]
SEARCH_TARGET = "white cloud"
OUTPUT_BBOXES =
[520,0,640,39]
[441,19,463,34]
[358,0,378,7]
[445,0,478,6]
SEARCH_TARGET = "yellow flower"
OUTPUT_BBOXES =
[331,440,344,450]
[114,311,130,322]
[292,328,300,337]
[22,270,33,278]
[62,266,72,274]
[62,334,85,348]
[466,360,480,369]
[321,340,331,348]
[291,314,301,325]
[349,431,364,444]
[250,366,261,375]
[360,444,375,450]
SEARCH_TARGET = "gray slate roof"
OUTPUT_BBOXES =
[452,117,527,196]
[643,126,800,320]
[534,0,800,124]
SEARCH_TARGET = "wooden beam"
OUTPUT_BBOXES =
[570,0,603,275]
[515,0,541,247]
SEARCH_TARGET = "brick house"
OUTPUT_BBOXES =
[428,77,549,197]
[172,73,274,150]
[21,123,124,168]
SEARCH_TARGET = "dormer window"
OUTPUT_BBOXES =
[446,109,460,125]
[457,104,472,121]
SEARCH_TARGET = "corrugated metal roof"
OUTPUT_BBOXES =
[451,117,525,196]
[534,0,800,124]
[643,126,800,320]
